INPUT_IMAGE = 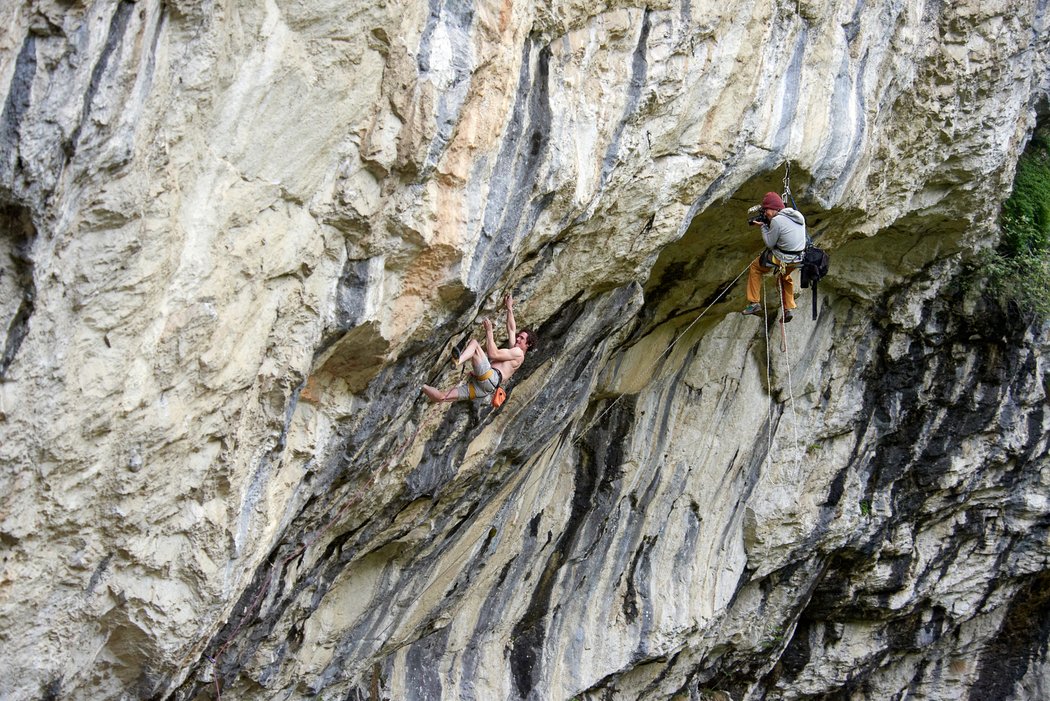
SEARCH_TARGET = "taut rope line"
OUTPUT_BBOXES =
[571,261,752,446]
[778,282,803,474]
[762,278,775,469]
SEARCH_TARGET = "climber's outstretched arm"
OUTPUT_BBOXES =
[504,294,517,344]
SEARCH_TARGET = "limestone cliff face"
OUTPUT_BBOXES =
[1,0,1049,698]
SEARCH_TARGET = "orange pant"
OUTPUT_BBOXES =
[747,256,797,310]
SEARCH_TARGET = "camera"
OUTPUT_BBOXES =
[747,205,768,225]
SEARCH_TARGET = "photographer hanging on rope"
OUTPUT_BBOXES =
[742,191,807,322]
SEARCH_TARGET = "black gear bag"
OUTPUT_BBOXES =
[799,245,830,320]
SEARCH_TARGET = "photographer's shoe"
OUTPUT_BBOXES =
[741,303,762,316]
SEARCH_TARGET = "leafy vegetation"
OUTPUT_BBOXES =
[984,123,1050,318]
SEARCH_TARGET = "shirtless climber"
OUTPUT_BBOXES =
[422,295,537,403]
[742,192,807,322]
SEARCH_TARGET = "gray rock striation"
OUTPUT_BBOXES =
[0,0,1048,698]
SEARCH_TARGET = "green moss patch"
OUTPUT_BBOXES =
[984,123,1050,318]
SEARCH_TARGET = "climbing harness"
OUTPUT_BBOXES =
[466,366,500,400]
[451,339,508,407]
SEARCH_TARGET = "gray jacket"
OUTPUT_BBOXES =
[762,208,807,263]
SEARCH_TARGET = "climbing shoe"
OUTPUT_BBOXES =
[741,303,762,316]
[783,309,794,323]
[450,341,466,365]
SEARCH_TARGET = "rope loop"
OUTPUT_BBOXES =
[781,161,798,210]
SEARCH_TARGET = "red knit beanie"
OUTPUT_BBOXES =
[761,192,785,211]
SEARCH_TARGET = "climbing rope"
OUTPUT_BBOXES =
[375,208,810,672]
[353,262,756,664]
[329,261,755,663]
[778,282,804,475]
[782,161,798,211]
[758,275,804,475]
[570,261,752,446]
[399,264,808,663]
[761,280,774,469]
[352,260,755,659]
[208,257,800,694]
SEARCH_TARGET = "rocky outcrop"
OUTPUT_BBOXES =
[0,0,1048,699]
